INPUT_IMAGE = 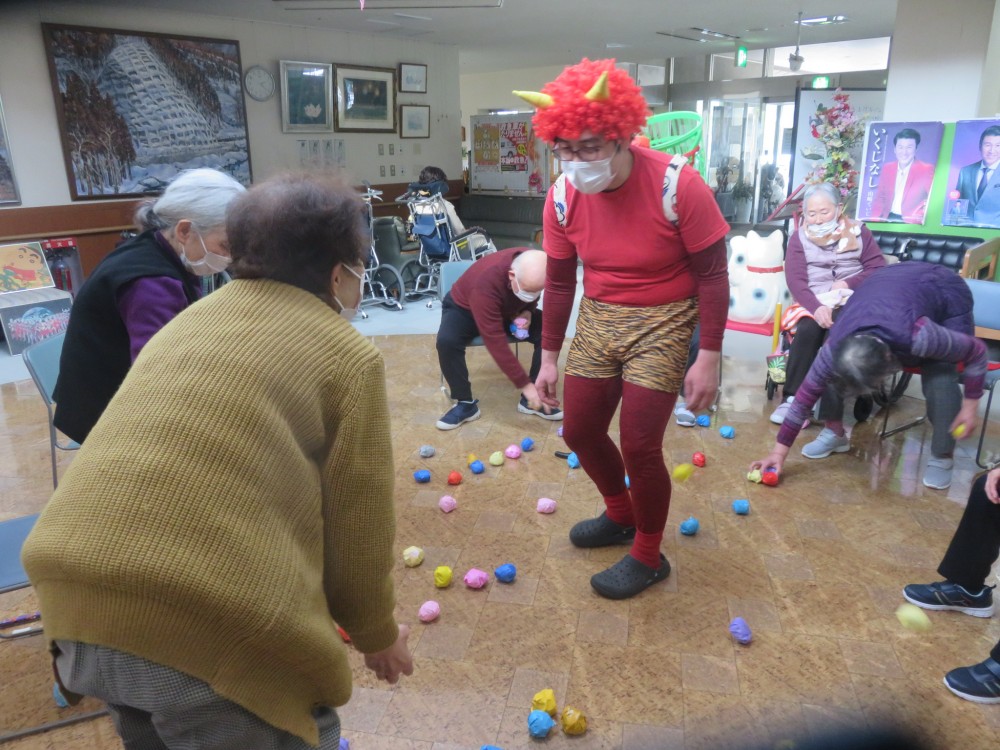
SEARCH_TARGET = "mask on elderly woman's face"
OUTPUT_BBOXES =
[333,263,365,321]
[181,230,231,276]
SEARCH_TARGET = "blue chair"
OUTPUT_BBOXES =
[22,333,80,488]
[966,278,1000,469]
[0,513,42,640]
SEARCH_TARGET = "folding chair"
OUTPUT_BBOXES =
[966,278,1000,469]
[0,514,42,640]
[22,333,79,488]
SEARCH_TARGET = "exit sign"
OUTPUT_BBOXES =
[735,45,748,68]
[812,75,831,89]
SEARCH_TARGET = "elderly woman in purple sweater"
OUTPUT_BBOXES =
[770,182,886,427]
[752,261,987,490]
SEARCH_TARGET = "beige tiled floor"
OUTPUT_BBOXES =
[2,333,999,748]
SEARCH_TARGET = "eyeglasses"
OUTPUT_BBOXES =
[551,140,611,162]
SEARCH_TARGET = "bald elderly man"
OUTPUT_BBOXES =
[436,248,562,429]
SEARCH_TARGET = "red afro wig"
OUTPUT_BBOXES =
[530,59,649,143]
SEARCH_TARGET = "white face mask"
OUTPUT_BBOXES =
[805,216,841,238]
[181,231,231,276]
[512,276,540,303]
[333,264,365,321]
[561,150,618,194]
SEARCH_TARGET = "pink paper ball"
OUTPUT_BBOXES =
[505,444,522,459]
[438,495,457,513]
[418,600,440,622]
[463,568,489,588]
[536,497,558,514]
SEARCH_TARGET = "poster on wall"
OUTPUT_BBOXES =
[0,242,55,294]
[41,23,251,200]
[470,113,548,194]
[790,88,885,193]
[942,118,1000,229]
[0,296,72,356]
[857,122,943,225]
[499,120,529,173]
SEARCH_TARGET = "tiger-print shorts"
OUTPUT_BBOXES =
[565,296,699,393]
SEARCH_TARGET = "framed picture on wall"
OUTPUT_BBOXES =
[400,105,430,139]
[0,96,20,206]
[334,65,396,132]
[280,61,334,133]
[398,63,427,94]
[942,118,1000,229]
[41,23,251,200]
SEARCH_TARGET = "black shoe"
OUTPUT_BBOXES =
[435,399,481,431]
[591,553,671,600]
[944,657,1000,704]
[568,512,636,548]
[853,395,874,423]
[902,581,994,618]
[518,395,563,421]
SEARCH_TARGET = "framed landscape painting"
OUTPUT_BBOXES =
[280,61,334,133]
[0,96,20,205]
[41,23,251,200]
[334,64,396,133]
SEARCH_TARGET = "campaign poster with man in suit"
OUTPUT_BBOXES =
[943,118,1000,229]
[857,121,942,225]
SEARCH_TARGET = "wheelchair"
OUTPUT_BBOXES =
[395,180,496,307]
[358,181,406,316]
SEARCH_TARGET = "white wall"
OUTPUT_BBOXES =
[0,0,461,209]
[459,65,565,142]
[883,0,995,120]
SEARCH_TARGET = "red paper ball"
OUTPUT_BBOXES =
[761,470,780,487]
[447,470,463,485]
[691,452,706,468]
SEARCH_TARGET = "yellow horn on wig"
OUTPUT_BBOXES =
[584,71,610,101]
[512,90,554,108]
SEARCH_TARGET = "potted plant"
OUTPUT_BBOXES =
[732,178,755,223]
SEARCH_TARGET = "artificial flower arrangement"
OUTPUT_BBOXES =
[800,89,868,199]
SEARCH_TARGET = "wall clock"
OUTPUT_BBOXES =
[244,65,276,102]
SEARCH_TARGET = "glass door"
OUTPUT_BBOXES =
[704,98,762,224]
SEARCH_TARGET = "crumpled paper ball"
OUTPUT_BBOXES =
[732,499,750,515]
[532,688,557,715]
[514,316,528,329]
[402,545,424,567]
[528,709,556,738]
[413,469,431,483]
[418,600,440,623]
[729,616,752,644]
[762,470,780,486]
[464,568,489,588]
[747,468,763,483]
[469,460,485,474]
[566,452,580,469]
[509,324,530,340]
[489,451,505,466]
[447,470,462,485]
[557,426,564,437]
[339,737,350,750]
[696,415,712,427]
[494,563,517,583]
[419,445,435,458]
[692,451,706,467]
[521,437,535,451]
[536,497,558,514]
[505,444,522,459]
[720,425,735,439]
[561,706,588,736]
[467,453,478,465]
[481,746,503,750]
[438,495,457,513]
[896,602,932,632]
[672,463,694,482]
[680,516,699,536]
[433,566,453,588]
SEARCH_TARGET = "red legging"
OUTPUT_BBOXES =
[562,374,677,568]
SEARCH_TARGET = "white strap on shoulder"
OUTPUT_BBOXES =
[661,153,687,224]
[552,173,568,227]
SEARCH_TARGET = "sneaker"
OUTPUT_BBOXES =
[944,657,1000,704]
[770,396,794,425]
[902,581,995,617]
[590,553,671,600]
[922,456,954,490]
[801,428,850,459]
[568,511,636,548]
[436,399,480,430]
[518,395,563,421]
[674,401,696,427]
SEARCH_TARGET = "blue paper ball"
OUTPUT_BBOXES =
[413,469,431,483]
[528,709,556,738]
[696,414,712,427]
[567,452,580,469]
[418,445,435,458]
[729,616,753,644]
[732,499,750,515]
[625,474,630,488]
[521,437,535,452]
[494,563,517,583]
[481,746,504,750]
[720,425,735,439]
[52,681,69,708]
[469,460,485,474]
[680,516,700,535]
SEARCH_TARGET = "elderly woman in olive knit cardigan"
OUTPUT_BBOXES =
[22,173,413,749]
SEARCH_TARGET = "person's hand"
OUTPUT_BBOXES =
[986,467,1000,504]
[364,624,413,685]
[813,305,834,329]
[521,383,550,414]
[535,360,561,409]
[830,280,850,291]
[749,444,789,476]
[516,311,532,329]
[683,351,721,412]
[948,398,980,442]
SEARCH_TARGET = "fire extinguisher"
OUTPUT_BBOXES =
[50,252,73,295]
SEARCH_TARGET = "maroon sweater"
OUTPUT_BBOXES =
[449,247,538,388]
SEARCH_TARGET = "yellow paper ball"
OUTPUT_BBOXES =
[951,424,967,438]
[489,451,505,466]
[402,546,425,567]
[433,565,453,588]
[895,603,931,632]
[672,463,694,482]
[747,468,763,483]
[467,453,478,465]
[531,688,557,716]
[561,706,588,735]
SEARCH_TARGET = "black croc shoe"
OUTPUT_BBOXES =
[568,512,636,548]
[591,553,671,600]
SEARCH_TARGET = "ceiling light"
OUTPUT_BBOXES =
[394,11,432,19]
[691,27,740,40]
[605,43,630,49]
[789,10,804,71]
[656,31,708,43]
[799,15,849,26]
[277,0,501,9]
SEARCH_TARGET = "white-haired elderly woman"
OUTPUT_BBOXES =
[769,181,886,431]
[54,168,245,443]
